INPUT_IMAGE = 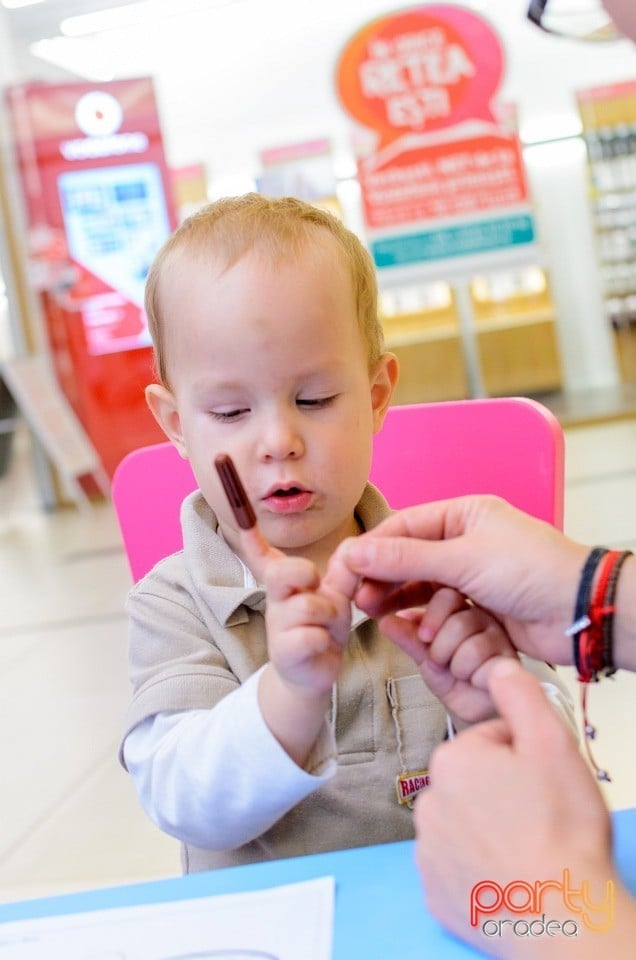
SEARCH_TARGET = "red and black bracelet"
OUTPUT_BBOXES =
[566,547,633,781]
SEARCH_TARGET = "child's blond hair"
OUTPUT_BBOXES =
[144,193,384,387]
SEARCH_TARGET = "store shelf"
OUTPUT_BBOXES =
[469,270,563,396]
[577,82,636,384]
[383,324,460,346]
[380,297,468,402]
[613,326,636,382]
[389,336,469,405]
[472,306,556,334]
[378,267,563,402]
[477,319,563,397]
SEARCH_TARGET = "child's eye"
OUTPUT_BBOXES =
[209,408,249,421]
[297,396,337,409]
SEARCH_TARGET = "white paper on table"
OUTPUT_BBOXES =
[0,875,335,960]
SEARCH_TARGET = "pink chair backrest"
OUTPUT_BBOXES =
[112,397,564,582]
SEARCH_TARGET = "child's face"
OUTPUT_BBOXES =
[146,236,397,571]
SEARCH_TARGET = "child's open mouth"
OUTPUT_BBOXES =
[263,487,313,514]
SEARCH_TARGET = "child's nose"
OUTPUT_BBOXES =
[258,413,304,461]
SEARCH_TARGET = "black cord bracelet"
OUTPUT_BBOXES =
[571,547,608,674]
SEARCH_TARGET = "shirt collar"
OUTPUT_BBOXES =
[180,484,390,628]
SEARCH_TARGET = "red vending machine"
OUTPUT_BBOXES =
[6,77,177,476]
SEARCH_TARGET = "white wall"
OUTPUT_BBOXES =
[525,139,619,390]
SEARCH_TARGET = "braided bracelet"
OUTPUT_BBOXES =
[565,547,633,781]
[568,546,607,676]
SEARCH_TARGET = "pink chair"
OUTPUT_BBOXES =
[112,397,564,582]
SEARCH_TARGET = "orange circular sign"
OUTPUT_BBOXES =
[335,5,505,146]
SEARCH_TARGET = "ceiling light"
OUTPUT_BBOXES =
[2,0,46,8]
[30,37,115,82]
[61,1,155,36]
[60,0,242,37]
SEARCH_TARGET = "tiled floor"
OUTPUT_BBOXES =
[0,416,635,905]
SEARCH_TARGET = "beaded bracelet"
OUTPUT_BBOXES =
[565,547,633,781]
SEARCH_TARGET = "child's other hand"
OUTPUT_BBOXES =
[381,587,518,725]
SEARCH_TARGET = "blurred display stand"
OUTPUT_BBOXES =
[4,77,175,478]
[171,163,209,222]
[0,371,17,475]
[257,137,342,219]
[336,6,563,404]
[1,354,110,510]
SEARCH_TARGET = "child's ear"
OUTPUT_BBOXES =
[145,383,188,459]
[370,352,399,432]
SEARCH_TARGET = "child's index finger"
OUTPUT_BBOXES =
[214,453,282,578]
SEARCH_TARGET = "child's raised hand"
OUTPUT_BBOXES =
[381,587,518,726]
[257,553,351,695]
[215,454,351,765]
[235,503,352,767]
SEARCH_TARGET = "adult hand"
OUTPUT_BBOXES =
[414,658,618,959]
[332,495,589,666]
[386,587,519,726]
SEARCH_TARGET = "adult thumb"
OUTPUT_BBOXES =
[486,658,565,756]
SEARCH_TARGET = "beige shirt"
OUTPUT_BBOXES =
[121,484,449,871]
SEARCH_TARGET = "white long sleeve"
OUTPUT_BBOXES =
[123,665,337,850]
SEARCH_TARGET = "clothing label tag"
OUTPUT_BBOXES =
[396,769,431,805]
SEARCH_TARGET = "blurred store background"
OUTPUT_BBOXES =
[1,1,636,501]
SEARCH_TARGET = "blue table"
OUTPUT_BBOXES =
[1,809,634,958]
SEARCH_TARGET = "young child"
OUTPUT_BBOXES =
[120,194,573,872]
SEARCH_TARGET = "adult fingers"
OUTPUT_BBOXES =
[322,544,363,601]
[485,658,571,758]
[340,534,470,594]
[422,716,514,795]
[355,576,438,617]
[363,497,479,541]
